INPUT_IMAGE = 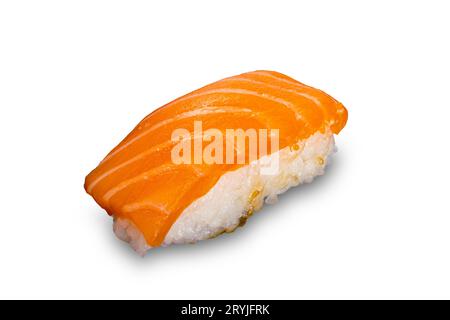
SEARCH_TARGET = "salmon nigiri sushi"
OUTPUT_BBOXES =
[85,70,348,255]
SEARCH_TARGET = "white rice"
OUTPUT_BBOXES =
[113,131,336,255]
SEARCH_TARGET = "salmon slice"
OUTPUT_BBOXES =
[85,70,348,253]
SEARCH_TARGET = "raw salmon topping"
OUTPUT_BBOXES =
[85,70,347,247]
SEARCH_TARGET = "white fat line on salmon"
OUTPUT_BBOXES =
[250,71,344,125]
[225,76,323,107]
[102,163,203,203]
[101,106,253,163]
[181,304,215,318]
[120,168,203,216]
[171,121,280,175]
[88,122,247,194]
[101,88,302,166]
[253,70,344,107]
[251,70,309,88]
[87,141,175,193]
[137,88,301,128]
[225,75,334,126]
[122,200,171,215]
[172,88,302,120]
[145,88,297,119]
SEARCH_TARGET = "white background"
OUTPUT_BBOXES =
[1,0,449,299]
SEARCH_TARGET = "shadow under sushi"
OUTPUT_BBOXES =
[129,152,345,261]
[93,151,344,263]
